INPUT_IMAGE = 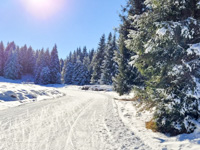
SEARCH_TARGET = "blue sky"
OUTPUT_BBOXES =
[0,0,125,58]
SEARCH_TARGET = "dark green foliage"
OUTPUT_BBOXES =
[0,42,4,76]
[126,0,200,135]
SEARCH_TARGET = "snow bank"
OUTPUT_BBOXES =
[80,85,113,92]
[0,79,65,110]
[111,92,200,150]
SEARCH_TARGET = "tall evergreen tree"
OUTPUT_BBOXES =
[40,67,51,85]
[71,62,90,85]
[4,42,16,69]
[50,45,61,84]
[4,50,22,80]
[113,0,145,95]
[63,61,74,84]
[26,46,36,74]
[100,33,116,85]
[34,49,45,84]
[91,34,106,84]
[0,42,4,76]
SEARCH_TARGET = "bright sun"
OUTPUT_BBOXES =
[20,0,65,20]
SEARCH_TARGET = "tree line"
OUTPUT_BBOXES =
[0,42,61,85]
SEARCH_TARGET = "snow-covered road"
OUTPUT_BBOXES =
[0,87,149,150]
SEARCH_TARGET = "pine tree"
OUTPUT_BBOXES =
[91,34,106,84]
[113,0,144,95]
[34,49,45,84]
[72,62,90,85]
[50,45,61,84]
[40,67,51,85]
[44,49,51,68]
[0,42,4,76]
[4,50,22,80]
[63,61,74,84]
[113,35,140,95]
[126,0,200,135]
[26,46,36,74]
[100,33,116,85]
[4,42,16,72]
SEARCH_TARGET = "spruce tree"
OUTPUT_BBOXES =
[4,51,22,80]
[126,0,200,135]
[50,45,61,84]
[113,0,144,95]
[63,61,74,84]
[71,62,90,85]
[44,49,51,68]
[4,42,16,72]
[26,46,36,74]
[34,49,45,84]
[100,33,116,85]
[91,34,106,84]
[40,67,51,85]
[0,42,4,76]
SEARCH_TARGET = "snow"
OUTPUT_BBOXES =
[156,27,168,36]
[187,43,200,56]
[0,76,65,111]
[112,92,200,150]
[80,85,113,91]
[0,81,199,149]
[168,65,183,76]
[197,2,200,8]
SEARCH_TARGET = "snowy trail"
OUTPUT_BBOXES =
[0,88,149,150]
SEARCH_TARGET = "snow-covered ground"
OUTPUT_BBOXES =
[0,80,200,149]
[113,95,200,150]
[0,76,65,110]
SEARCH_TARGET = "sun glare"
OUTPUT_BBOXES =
[20,0,65,20]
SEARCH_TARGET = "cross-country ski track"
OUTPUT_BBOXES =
[0,87,150,150]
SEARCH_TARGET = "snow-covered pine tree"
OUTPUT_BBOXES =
[34,49,45,84]
[63,60,74,84]
[44,49,51,68]
[0,42,4,76]
[89,49,95,62]
[91,34,106,84]
[100,33,116,85]
[4,42,16,72]
[4,50,22,80]
[82,46,88,61]
[18,45,28,74]
[50,45,61,84]
[71,62,90,85]
[26,46,36,74]
[126,0,200,135]
[40,67,51,85]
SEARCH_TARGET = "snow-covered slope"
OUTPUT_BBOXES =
[0,76,65,110]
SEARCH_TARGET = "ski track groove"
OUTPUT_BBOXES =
[65,99,94,149]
